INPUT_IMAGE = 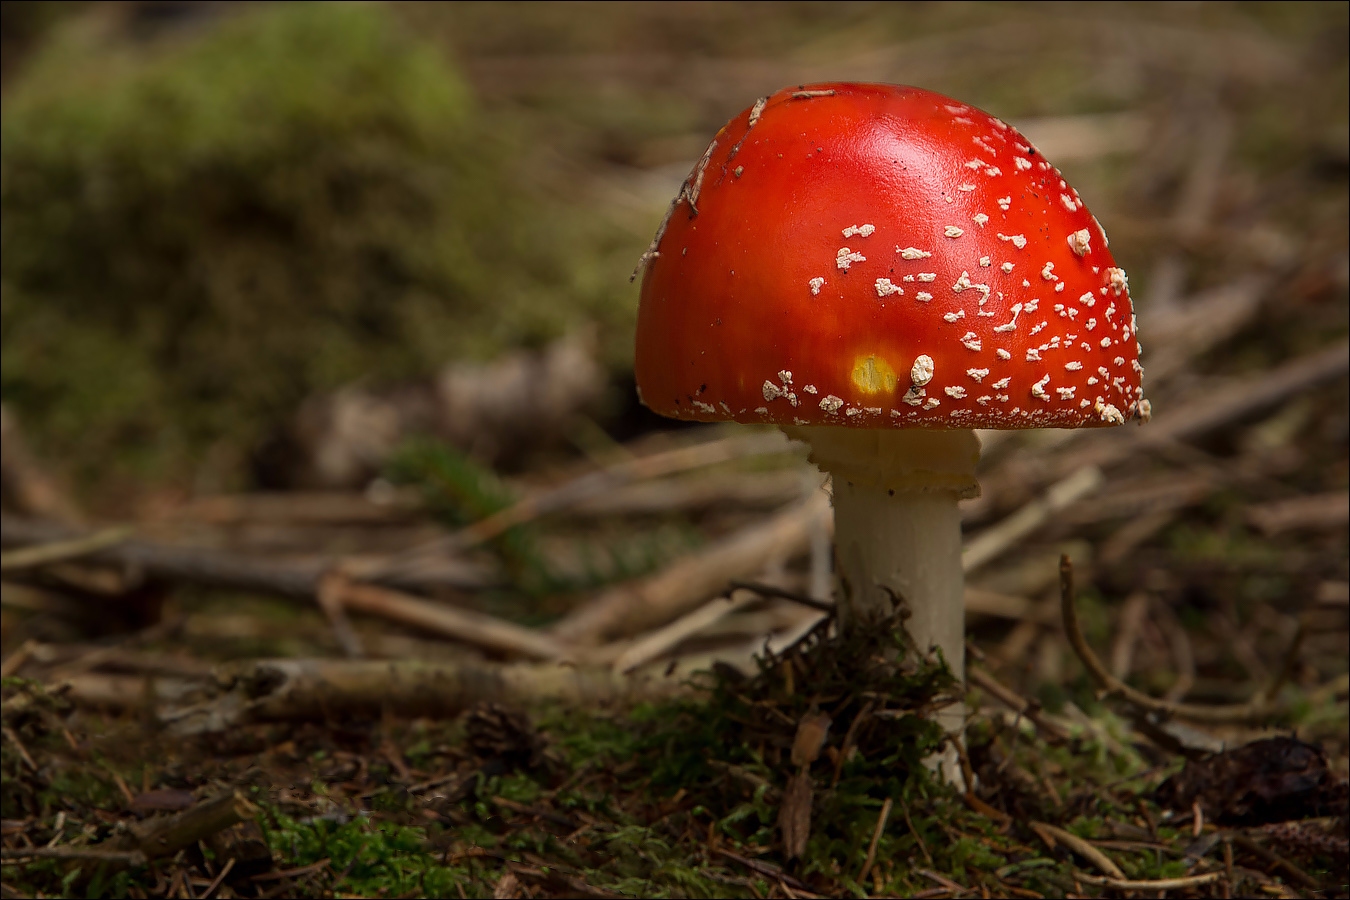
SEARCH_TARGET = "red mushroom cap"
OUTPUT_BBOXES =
[634,83,1144,429]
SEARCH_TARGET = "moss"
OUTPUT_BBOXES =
[1,3,615,493]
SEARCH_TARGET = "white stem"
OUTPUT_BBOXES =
[782,426,980,784]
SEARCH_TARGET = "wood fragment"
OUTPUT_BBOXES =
[200,857,235,900]
[327,579,563,660]
[1231,834,1321,889]
[712,847,817,895]
[0,845,147,867]
[350,431,794,580]
[1245,490,1349,535]
[1030,821,1125,879]
[858,797,893,883]
[126,791,255,860]
[550,490,830,645]
[967,667,1071,743]
[158,658,683,735]
[1108,591,1151,680]
[1,725,36,770]
[610,590,758,674]
[1073,870,1223,891]
[777,770,813,860]
[0,513,493,599]
[1059,555,1301,724]
[0,526,132,573]
[1060,339,1350,477]
[962,466,1104,573]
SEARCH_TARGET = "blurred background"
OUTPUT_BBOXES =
[1,0,1346,734]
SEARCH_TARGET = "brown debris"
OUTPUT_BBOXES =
[1156,737,1349,826]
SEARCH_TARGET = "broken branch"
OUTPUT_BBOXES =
[1060,555,1285,724]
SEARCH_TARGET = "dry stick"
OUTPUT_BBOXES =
[158,658,684,736]
[0,846,148,867]
[350,431,794,581]
[0,639,37,678]
[551,490,831,645]
[1074,870,1223,891]
[1108,591,1151,680]
[0,517,552,660]
[966,667,1071,743]
[962,466,1104,574]
[1030,821,1126,880]
[1059,555,1292,724]
[316,572,366,659]
[126,791,255,860]
[858,797,894,884]
[611,590,760,674]
[326,580,564,661]
[0,513,490,598]
[200,857,235,900]
[727,579,835,613]
[1,725,37,770]
[1059,338,1350,478]
[0,526,132,573]
[1230,834,1320,890]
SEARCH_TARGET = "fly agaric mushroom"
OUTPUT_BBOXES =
[633,83,1145,776]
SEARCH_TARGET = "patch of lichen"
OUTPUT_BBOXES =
[0,3,620,495]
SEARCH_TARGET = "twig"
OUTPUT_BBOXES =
[315,572,366,659]
[249,858,331,883]
[1,725,37,770]
[1030,821,1125,879]
[200,857,235,900]
[967,666,1071,743]
[858,797,893,883]
[158,657,685,735]
[353,431,795,580]
[1073,870,1223,891]
[1245,490,1349,535]
[728,580,834,613]
[898,800,933,867]
[0,639,37,678]
[0,846,147,867]
[550,490,830,644]
[304,578,562,661]
[1108,591,1150,680]
[1059,555,1288,724]
[1231,834,1320,890]
[610,590,759,674]
[127,791,255,860]
[490,796,576,830]
[0,513,492,599]
[712,847,817,895]
[962,466,1104,573]
[0,526,132,573]
[1058,338,1350,477]
[916,869,966,893]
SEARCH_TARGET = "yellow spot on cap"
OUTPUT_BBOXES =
[851,355,898,396]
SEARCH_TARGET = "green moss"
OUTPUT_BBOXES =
[261,807,472,898]
[1,3,616,492]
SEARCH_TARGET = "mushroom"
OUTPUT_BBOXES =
[633,83,1145,779]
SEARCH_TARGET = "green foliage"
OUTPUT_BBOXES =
[0,3,597,488]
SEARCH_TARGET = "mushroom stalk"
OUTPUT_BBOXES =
[784,426,980,781]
